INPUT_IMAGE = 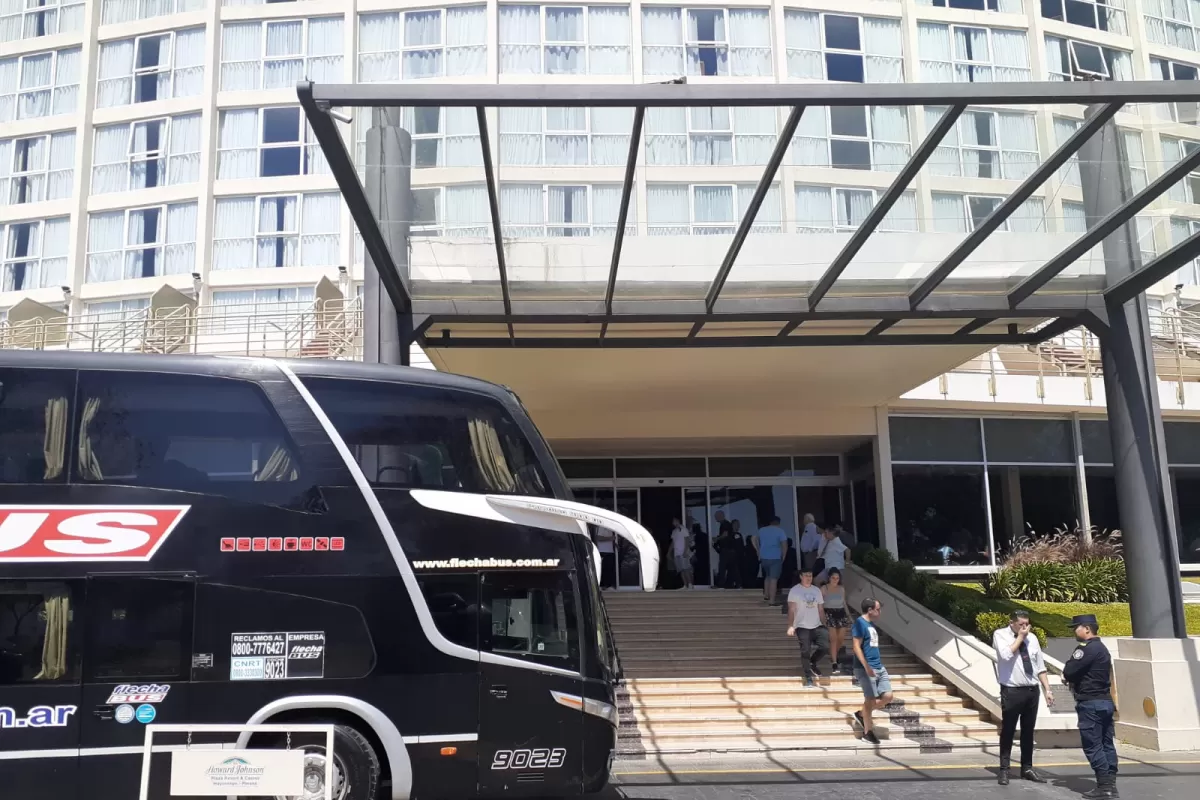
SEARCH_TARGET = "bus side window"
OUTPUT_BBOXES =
[481,572,580,671]
[0,367,73,485]
[416,574,480,650]
[72,370,306,506]
[0,581,82,685]
[83,578,193,682]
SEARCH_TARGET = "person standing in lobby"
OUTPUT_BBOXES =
[1063,613,1119,799]
[753,516,790,605]
[815,525,850,585]
[669,517,694,590]
[799,513,822,573]
[992,611,1052,786]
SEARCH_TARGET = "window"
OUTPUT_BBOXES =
[647,183,781,234]
[1,217,69,291]
[1,0,84,42]
[1164,136,1200,206]
[920,0,1023,10]
[213,192,341,270]
[91,115,201,194]
[221,17,342,91]
[209,286,315,333]
[1044,35,1132,80]
[1064,210,1153,259]
[500,107,633,166]
[418,575,480,649]
[794,184,918,232]
[645,106,778,166]
[1055,118,1144,189]
[500,4,632,74]
[1145,0,1200,51]
[792,106,911,171]
[0,131,75,205]
[357,108,482,172]
[919,23,1031,82]
[74,370,302,499]
[499,184,634,237]
[352,185,490,244]
[928,108,1039,180]
[1041,0,1128,36]
[101,0,203,25]
[224,0,299,5]
[1152,57,1200,124]
[1171,216,1200,285]
[931,192,1047,232]
[785,11,903,83]
[358,7,487,81]
[0,47,80,122]
[84,578,193,681]
[302,376,552,496]
[84,297,150,322]
[0,367,73,485]
[482,572,579,670]
[0,581,79,684]
[218,107,328,179]
[97,29,204,108]
[642,6,772,77]
[85,203,198,282]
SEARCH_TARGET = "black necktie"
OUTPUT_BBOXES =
[1018,637,1034,678]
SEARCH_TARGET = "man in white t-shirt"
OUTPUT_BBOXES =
[816,527,850,586]
[786,568,830,686]
[669,518,693,589]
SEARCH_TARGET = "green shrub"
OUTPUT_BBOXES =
[860,547,894,578]
[924,583,956,617]
[907,571,936,603]
[983,568,1014,599]
[975,611,1010,642]
[949,598,987,631]
[1066,559,1128,603]
[1000,562,1071,603]
[851,542,874,565]
[884,559,917,593]
[1030,625,1048,647]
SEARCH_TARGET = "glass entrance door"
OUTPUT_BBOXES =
[614,489,641,589]
[571,487,642,590]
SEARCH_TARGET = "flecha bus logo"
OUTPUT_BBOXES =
[0,506,190,562]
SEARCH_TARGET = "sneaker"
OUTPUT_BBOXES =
[862,731,881,745]
[805,677,815,687]
[997,770,1010,786]
[1021,769,1047,784]
[853,711,864,730]
[831,664,841,675]
[810,663,823,678]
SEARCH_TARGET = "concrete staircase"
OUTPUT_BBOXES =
[605,589,1000,755]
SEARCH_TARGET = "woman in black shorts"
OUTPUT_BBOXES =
[822,568,851,673]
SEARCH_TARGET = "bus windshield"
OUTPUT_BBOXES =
[303,377,552,496]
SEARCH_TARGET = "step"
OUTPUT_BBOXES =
[614,733,1000,756]
[622,678,947,695]
[622,693,969,713]
[619,658,926,673]
[617,720,1000,743]
[615,639,907,654]
[624,707,987,727]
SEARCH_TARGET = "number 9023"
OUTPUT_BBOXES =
[490,748,566,770]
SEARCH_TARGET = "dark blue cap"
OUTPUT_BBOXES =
[1070,614,1099,628]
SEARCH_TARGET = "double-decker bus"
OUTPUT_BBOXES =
[0,351,657,800]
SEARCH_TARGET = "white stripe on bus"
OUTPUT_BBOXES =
[0,734,480,760]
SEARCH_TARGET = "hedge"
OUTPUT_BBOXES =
[986,558,1128,604]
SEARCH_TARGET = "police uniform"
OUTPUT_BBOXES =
[1061,614,1118,799]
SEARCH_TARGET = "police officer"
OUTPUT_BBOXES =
[1061,613,1118,799]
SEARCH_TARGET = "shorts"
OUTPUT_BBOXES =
[673,553,691,572]
[854,664,892,699]
[760,558,783,579]
[825,608,851,629]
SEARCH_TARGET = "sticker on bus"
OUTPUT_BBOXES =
[229,632,325,681]
[220,537,344,553]
[106,683,171,704]
[0,506,190,562]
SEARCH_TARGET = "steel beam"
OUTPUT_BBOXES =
[297,82,410,314]
[705,106,805,311]
[603,106,645,331]
[307,81,1200,109]
[1029,316,1084,343]
[475,106,513,340]
[1106,229,1200,307]
[423,332,1034,349]
[777,320,802,337]
[955,318,993,336]
[867,319,898,336]
[809,104,965,310]
[1009,141,1200,307]
[909,102,1123,310]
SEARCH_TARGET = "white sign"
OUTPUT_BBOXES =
[169,749,305,796]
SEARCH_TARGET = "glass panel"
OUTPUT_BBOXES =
[1165,421,1200,464]
[1080,419,1113,464]
[852,477,880,548]
[988,466,1078,559]
[792,456,841,477]
[615,457,706,478]
[890,416,983,463]
[417,573,479,648]
[0,367,73,484]
[1173,468,1200,563]
[1086,467,1120,537]
[0,580,81,684]
[685,487,710,587]
[560,458,614,480]
[846,441,874,473]
[84,578,191,680]
[893,464,990,566]
[573,487,617,589]
[708,455,792,477]
[983,418,1074,463]
[710,484,798,590]
[615,489,640,588]
[482,571,579,671]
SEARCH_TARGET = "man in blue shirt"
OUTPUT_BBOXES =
[851,597,893,745]
[753,517,790,605]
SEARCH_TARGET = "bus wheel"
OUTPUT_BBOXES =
[276,724,380,800]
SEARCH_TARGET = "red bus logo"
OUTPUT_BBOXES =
[0,506,190,562]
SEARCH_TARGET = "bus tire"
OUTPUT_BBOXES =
[257,723,381,800]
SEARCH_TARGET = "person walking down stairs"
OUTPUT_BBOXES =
[852,598,893,746]
[786,568,829,687]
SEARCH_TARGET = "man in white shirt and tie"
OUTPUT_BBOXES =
[992,610,1054,786]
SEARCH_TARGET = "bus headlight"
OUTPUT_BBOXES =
[551,691,618,727]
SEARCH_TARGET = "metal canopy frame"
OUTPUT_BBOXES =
[298,80,1200,350]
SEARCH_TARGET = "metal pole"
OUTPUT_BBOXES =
[363,107,412,366]
[1079,104,1186,639]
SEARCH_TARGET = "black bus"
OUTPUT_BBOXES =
[0,351,658,800]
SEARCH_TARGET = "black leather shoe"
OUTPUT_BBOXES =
[1021,769,1047,783]
[997,770,1010,786]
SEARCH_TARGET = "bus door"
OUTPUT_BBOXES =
[478,570,584,796]
[0,579,83,800]
[77,575,195,798]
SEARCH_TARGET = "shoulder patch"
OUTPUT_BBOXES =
[1072,649,1084,660]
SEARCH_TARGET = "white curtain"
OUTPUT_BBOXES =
[11,136,48,203]
[546,107,588,165]
[164,201,197,275]
[998,111,1038,179]
[642,7,683,76]
[926,106,961,176]
[589,6,631,75]
[740,184,781,232]
[792,107,828,167]
[864,18,904,83]
[1009,198,1047,233]
[547,185,587,233]
[0,57,17,122]
[499,107,543,165]
[101,0,134,23]
[917,23,953,82]
[871,107,910,172]
[97,40,133,108]
[172,28,205,97]
[991,30,1031,82]
[218,108,259,179]
[794,185,833,231]
[545,7,584,75]
[445,184,489,236]
[86,211,126,282]
[168,113,201,184]
[646,184,689,234]
[19,52,52,119]
[733,107,776,166]
[444,107,482,166]
[47,131,74,200]
[932,193,966,233]
[1110,51,1134,81]
[300,193,340,266]
[221,22,261,91]
[1044,37,1066,79]
[728,9,771,78]
[1123,131,1147,191]
[592,184,633,235]
[447,6,487,76]
[212,196,255,270]
[837,189,875,229]
[1063,202,1087,235]
[265,20,304,89]
[40,216,69,288]
[51,47,79,116]
[784,10,821,80]
[1164,137,1190,203]
[91,125,129,193]
[886,192,919,232]
[403,10,444,79]
[307,17,343,83]
[1171,217,1200,284]
[1054,116,1081,187]
[690,107,732,166]
[645,107,687,165]
[591,107,631,166]
[500,183,544,237]
[500,5,541,74]
[257,196,299,267]
[359,13,400,83]
[693,185,734,232]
